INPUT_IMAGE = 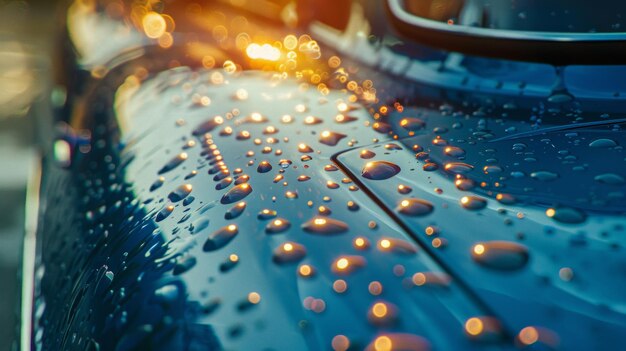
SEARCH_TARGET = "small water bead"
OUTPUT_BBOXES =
[215,177,233,190]
[326,181,340,189]
[225,202,246,219]
[221,183,252,204]
[360,149,376,159]
[301,155,313,162]
[257,161,272,173]
[302,217,349,234]
[317,206,332,215]
[273,174,284,183]
[530,171,559,181]
[422,162,439,171]
[399,117,426,131]
[397,184,412,194]
[298,143,314,153]
[432,137,448,146]
[297,175,311,182]
[362,161,401,180]
[298,264,315,278]
[234,174,250,184]
[258,209,277,219]
[444,146,465,158]
[372,121,392,133]
[460,196,487,210]
[335,114,357,123]
[495,193,516,205]
[444,162,474,174]
[273,242,306,264]
[324,164,338,171]
[546,207,587,224]
[173,255,197,275]
[471,241,529,270]
[397,198,434,216]
[203,224,239,252]
[266,218,291,234]
[377,238,418,255]
[332,256,366,274]
[263,126,278,135]
[464,317,502,341]
[411,272,451,287]
[589,138,618,148]
[366,334,430,351]
[594,173,625,185]
[219,254,240,272]
[319,130,347,146]
[278,159,293,168]
[347,201,360,211]
[333,279,348,293]
[150,176,165,191]
[303,297,326,313]
[285,190,298,199]
[385,143,402,150]
[353,237,370,250]
[367,301,397,326]
[236,130,251,140]
[303,115,323,125]
[331,335,350,351]
[159,152,188,174]
[192,116,222,137]
[455,178,475,191]
[168,184,192,202]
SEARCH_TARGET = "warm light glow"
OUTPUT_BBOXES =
[283,243,294,252]
[299,264,312,276]
[229,254,239,262]
[314,218,327,226]
[321,131,331,138]
[142,12,166,39]
[473,244,485,255]
[374,336,392,351]
[546,208,556,217]
[380,239,391,249]
[413,273,426,286]
[461,196,470,204]
[228,224,237,231]
[248,292,261,304]
[336,258,349,270]
[355,237,365,247]
[274,219,284,226]
[519,327,539,345]
[372,302,388,318]
[400,200,410,207]
[465,318,484,336]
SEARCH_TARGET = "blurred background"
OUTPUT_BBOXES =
[0,0,57,349]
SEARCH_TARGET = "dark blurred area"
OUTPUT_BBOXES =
[0,0,58,349]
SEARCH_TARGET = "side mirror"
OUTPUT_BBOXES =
[386,0,626,65]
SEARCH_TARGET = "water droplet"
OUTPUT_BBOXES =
[594,173,625,185]
[360,150,376,159]
[444,146,465,158]
[423,162,439,171]
[192,116,223,136]
[225,202,246,219]
[266,218,291,234]
[546,207,587,224]
[203,224,239,251]
[362,161,401,180]
[589,138,618,148]
[332,255,366,274]
[168,184,192,202]
[221,183,252,204]
[460,196,487,210]
[302,217,349,235]
[397,198,434,216]
[530,171,559,181]
[273,242,306,264]
[173,255,197,275]
[257,161,272,173]
[400,117,426,131]
[444,162,474,174]
[298,143,314,153]
[251,208,275,220]
[471,241,529,270]
[278,159,293,168]
[377,238,418,255]
[319,130,347,146]
[159,152,188,174]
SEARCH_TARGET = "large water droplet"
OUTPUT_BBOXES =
[221,183,252,204]
[471,241,529,270]
[302,217,349,235]
[319,130,347,146]
[589,138,618,148]
[460,196,487,210]
[362,161,401,180]
[159,152,188,174]
[203,224,239,251]
[273,242,306,264]
[397,198,434,216]
[546,207,587,224]
[266,218,291,234]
